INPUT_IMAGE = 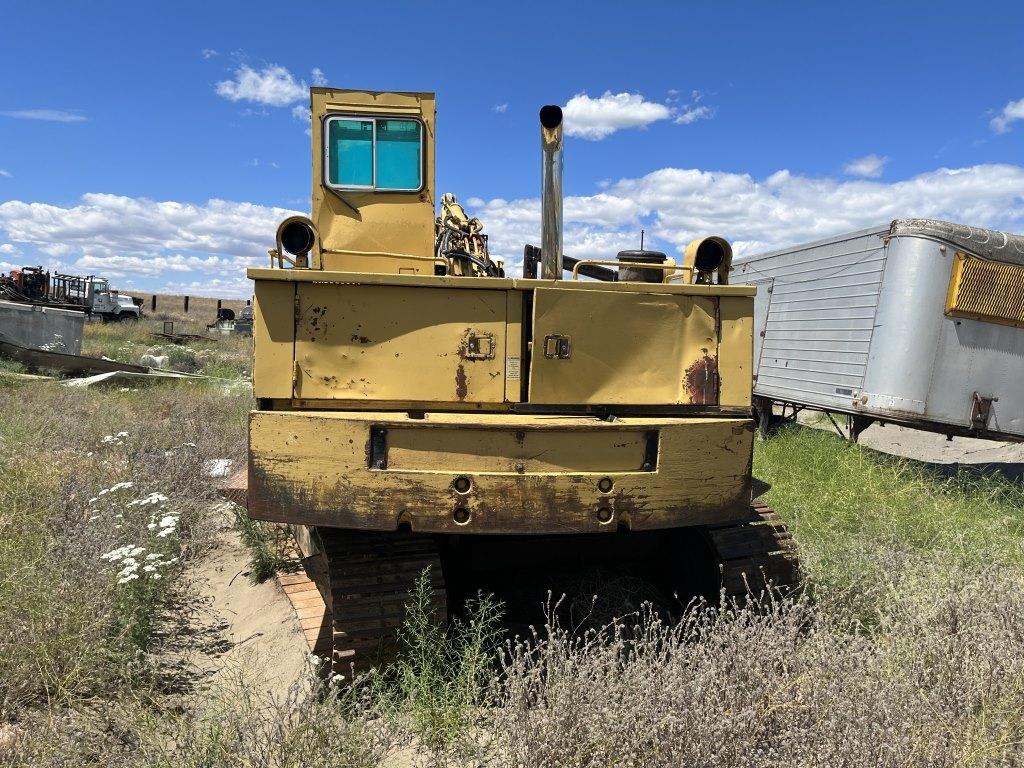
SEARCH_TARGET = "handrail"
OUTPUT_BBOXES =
[321,248,443,262]
[268,249,297,269]
[268,248,447,270]
[569,258,693,283]
[665,267,696,283]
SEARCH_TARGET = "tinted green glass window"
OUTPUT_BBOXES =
[328,119,373,187]
[375,119,422,190]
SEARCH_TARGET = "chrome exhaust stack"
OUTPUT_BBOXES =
[539,105,563,280]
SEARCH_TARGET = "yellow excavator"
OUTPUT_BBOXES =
[240,87,797,674]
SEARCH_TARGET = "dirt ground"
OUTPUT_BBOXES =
[805,416,1024,479]
[183,505,308,697]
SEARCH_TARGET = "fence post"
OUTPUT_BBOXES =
[183,295,189,313]
[151,294,157,312]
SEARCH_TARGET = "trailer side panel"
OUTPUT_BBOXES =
[739,227,888,412]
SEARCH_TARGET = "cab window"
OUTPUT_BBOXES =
[325,116,423,192]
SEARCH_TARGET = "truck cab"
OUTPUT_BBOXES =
[90,278,141,322]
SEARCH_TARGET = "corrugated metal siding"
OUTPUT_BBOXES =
[736,228,888,405]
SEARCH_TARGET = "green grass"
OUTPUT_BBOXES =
[388,569,503,754]
[756,425,1024,610]
[82,320,252,380]
[233,508,293,583]
[0,380,250,709]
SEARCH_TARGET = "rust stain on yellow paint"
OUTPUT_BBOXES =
[684,350,719,405]
[455,364,468,401]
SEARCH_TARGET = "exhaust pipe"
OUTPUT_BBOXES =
[539,105,563,280]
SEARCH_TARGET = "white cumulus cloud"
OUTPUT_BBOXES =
[0,169,10,178]
[215,65,308,107]
[2,163,1022,294]
[0,109,87,123]
[467,163,1024,274]
[563,91,673,140]
[991,97,1024,134]
[844,154,889,178]
[0,194,302,297]
[675,105,715,125]
[493,103,508,113]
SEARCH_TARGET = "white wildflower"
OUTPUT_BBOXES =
[145,553,162,561]
[147,523,157,531]
[309,654,322,667]
[98,482,134,496]
[117,573,139,584]
[143,564,157,573]
[101,545,135,562]
[117,564,140,581]
[129,492,169,507]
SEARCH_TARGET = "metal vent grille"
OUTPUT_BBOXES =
[945,252,1024,328]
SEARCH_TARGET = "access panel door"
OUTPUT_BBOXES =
[294,283,507,403]
[528,288,719,405]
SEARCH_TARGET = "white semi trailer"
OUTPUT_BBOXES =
[737,219,1024,443]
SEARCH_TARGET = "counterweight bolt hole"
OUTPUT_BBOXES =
[597,477,614,493]
[453,507,472,525]
[596,507,614,524]
[453,476,472,494]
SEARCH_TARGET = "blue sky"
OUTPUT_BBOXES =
[1,0,1022,297]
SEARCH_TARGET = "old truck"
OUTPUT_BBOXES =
[242,87,797,674]
[52,274,142,322]
[1,268,142,322]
